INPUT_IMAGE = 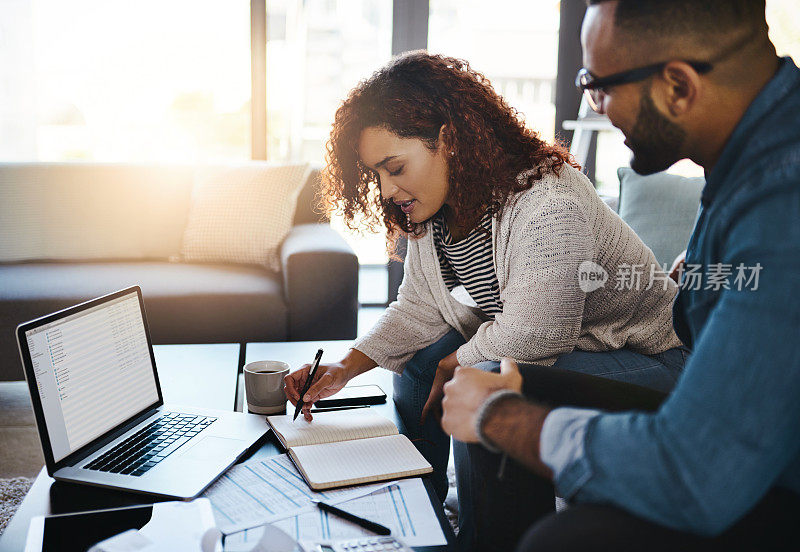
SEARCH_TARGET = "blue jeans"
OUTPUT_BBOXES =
[391,329,688,544]
[393,330,467,502]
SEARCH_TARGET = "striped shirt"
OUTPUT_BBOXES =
[431,211,503,318]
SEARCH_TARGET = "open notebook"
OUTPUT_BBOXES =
[266,409,432,490]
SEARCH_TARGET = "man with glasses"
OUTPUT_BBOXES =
[442,0,800,550]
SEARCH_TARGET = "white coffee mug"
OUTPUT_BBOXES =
[244,360,290,414]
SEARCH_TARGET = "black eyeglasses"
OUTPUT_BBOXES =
[575,61,713,112]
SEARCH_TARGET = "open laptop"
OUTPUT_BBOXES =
[16,286,268,499]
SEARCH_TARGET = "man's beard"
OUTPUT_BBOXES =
[626,90,687,175]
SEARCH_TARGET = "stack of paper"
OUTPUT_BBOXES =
[202,455,447,550]
[203,454,392,530]
[223,479,446,551]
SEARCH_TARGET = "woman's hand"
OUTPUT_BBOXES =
[420,351,460,424]
[284,362,353,421]
[284,349,378,422]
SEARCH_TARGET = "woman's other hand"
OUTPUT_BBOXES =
[669,249,687,283]
[420,350,460,424]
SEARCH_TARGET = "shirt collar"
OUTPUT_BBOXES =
[434,210,492,246]
[701,56,800,207]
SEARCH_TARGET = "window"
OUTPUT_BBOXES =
[265,0,394,267]
[428,0,559,144]
[0,0,251,162]
[767,0,800,60]
[265,0,392,165]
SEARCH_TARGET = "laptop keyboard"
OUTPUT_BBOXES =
[83,412,216,477]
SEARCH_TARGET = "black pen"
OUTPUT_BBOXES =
[311,499,392,536]
[293,348,323,421]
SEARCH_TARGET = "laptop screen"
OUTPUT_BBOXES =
[24,291,159,462]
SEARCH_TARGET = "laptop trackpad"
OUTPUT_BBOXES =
[177,436,245,461]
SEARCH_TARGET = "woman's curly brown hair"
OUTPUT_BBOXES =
[321,51,578,251]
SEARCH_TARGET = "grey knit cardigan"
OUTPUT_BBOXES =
[353,164,683,373]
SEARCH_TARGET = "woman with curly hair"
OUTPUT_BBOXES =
[285,51,687,512]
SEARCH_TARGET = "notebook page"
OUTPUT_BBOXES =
[267,409,398,448]
[289,434,433,490]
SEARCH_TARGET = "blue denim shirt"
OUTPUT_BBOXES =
[552,57,800,536]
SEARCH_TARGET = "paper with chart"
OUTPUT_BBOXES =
[203,454,392,530]
[222,478,447,550]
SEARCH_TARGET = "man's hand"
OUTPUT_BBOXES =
[442,358,553,478]
[440,358,523,442]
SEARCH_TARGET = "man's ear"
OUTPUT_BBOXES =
[657,61,702,118]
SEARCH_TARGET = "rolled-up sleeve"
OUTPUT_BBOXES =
[539,407,600,479]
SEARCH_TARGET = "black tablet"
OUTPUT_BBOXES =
[26,504,154,552]
[24,499,217,552]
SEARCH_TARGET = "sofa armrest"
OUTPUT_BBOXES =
[600,194,619,213]
[280,224,359,341]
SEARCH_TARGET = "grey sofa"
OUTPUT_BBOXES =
[0,162,359,381]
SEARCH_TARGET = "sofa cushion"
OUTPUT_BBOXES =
[293,168,329,225]
[617,167,705,267]
[181,163,311,271]
[0,262,288,380]
[0,163,194,262]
